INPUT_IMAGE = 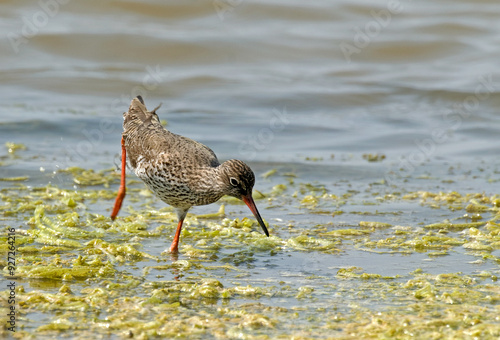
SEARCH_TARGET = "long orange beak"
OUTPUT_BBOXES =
[242,194,269,237]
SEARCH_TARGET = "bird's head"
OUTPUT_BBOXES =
[220,159,269,237]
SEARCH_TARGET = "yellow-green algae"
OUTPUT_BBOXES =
[59,166,120,187]
[1,167,500,339]
[5,142,27,154]
[362,153,386,162]
[0,176,30,182]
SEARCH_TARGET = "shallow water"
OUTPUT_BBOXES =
[1,0,500,338]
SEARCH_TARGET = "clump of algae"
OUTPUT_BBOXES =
[58,167,120,187]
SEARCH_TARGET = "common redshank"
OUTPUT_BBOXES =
[111,96,269,253]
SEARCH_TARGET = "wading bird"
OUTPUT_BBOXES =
[111,96,269,253]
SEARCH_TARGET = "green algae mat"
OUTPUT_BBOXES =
[1,162,500,339]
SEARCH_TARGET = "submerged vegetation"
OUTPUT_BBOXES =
[1,162,500,339]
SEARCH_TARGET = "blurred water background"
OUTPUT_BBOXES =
[1,0,499,177]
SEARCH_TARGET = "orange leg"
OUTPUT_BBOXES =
[169,218,184,253]
[111,137,126,220]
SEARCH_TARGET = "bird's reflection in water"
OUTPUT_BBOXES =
[167,252,181,281]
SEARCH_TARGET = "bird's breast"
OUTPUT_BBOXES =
[134,158,223,208]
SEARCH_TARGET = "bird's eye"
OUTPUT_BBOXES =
[229,177,239,187]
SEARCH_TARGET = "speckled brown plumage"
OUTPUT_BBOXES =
[112,96,269,253]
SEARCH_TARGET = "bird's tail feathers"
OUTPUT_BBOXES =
[123,96,161,130]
